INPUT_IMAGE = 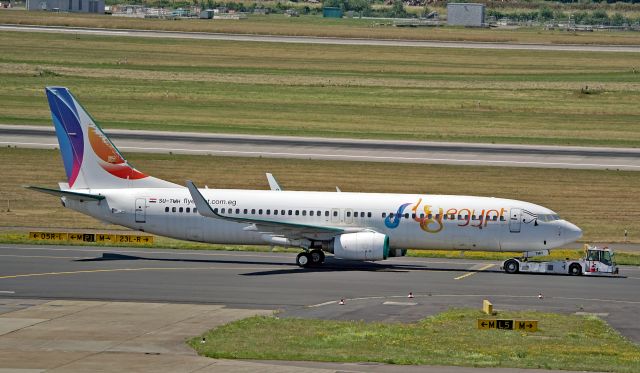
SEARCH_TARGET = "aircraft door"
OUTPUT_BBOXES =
[509,208,521,233]
[135,198,146,223]
[345,209,353,224]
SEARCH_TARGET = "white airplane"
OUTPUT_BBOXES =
[29,87,583,268]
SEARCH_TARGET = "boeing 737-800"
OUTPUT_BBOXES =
[29,87,583,268]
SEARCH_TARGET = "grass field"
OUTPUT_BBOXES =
[1,147,638,245]
[3,10,640,45]
[1,31,640,147]
[190,309,640,371]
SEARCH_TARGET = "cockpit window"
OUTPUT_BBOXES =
[538,214,560,222]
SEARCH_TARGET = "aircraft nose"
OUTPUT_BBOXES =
[563,221,583,243]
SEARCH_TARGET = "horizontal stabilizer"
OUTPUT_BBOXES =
[25,185,105,201]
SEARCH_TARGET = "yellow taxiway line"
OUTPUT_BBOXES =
[454,263,495,280]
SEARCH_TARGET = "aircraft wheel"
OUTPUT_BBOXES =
[310,249,325,265]
[296,252,311,268]
[504,259,519,274]
[569,263,582,276]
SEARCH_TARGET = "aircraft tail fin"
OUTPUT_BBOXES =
[45,87,178,189]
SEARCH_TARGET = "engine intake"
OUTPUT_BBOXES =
[330,232,389,261]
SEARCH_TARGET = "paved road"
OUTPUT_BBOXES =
[3,125,639,171]
[1,244,638,343]
[1,24,640,52]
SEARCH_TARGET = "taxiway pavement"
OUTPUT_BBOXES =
[2,125,639,171]
[1,244,638,344]
[1,24,640,53]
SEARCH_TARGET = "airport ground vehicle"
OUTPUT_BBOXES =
[502,246,618,276]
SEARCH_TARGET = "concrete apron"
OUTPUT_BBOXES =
[0,299,310,373]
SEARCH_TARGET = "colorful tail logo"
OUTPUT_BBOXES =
[45,87,174,190]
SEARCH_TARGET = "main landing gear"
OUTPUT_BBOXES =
[296,249,325,267]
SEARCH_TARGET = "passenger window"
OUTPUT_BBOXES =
[179,207,183,213]
[295,210,300,216]
[346,212,351,217]
[213,208,218,213]
[382,212,387,218]
[281,210,285,215]
[165,207,169,212]
[244,209,248,214]
[412,213,416,219]
[450,214,455,220]
[274,210,278,215]
[302,210,307,216]
[318,210,322,216]
[325,211,329,217]
[221,208,225,213]
[172,207,176,212]
[310,211,314,216]
[259,209,263,215]
[194,208,197,213]
[368,212,372,218]
[236,208,240,214]
[186,207,191,213]
[471,215,476,220]
[333,211,338,217]
[420,213,425,219]
[251,209,255,214]
[288,210,293,215]
[266,209,271,215]
[390,213,395,218]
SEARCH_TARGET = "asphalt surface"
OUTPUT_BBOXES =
[1,24,640,53]
[1,244,638,344]
[3,125,639,171]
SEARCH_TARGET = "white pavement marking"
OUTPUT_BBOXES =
[307,301,337,308]
[0,291,15,294]
[383,301,417,306]
[307,292,640,308]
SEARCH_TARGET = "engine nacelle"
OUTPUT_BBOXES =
[330,232,389,261]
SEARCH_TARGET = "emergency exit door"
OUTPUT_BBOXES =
[135,198,146,223]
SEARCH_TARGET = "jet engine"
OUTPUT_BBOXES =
[329,232,389,261]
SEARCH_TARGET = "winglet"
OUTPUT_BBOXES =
[185,180,218,218]
[266,173,282,191]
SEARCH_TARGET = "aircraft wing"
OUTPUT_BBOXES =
[186,181,347,240]
[25,185,106,201]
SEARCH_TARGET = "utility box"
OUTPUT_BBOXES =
[323,7,343,18]
[447,3,485,27]
[200,9,214,19]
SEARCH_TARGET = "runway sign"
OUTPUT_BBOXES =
[477,319,538,332]
[29,232,153,245]
[29,232,67,241]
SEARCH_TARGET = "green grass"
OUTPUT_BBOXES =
[1,147,639,245]
[189,309,640,371]
[1,30,639,146]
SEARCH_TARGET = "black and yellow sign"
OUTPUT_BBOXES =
[29,232,153,245]
[29,232,68,241]
[477,319,538,332]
